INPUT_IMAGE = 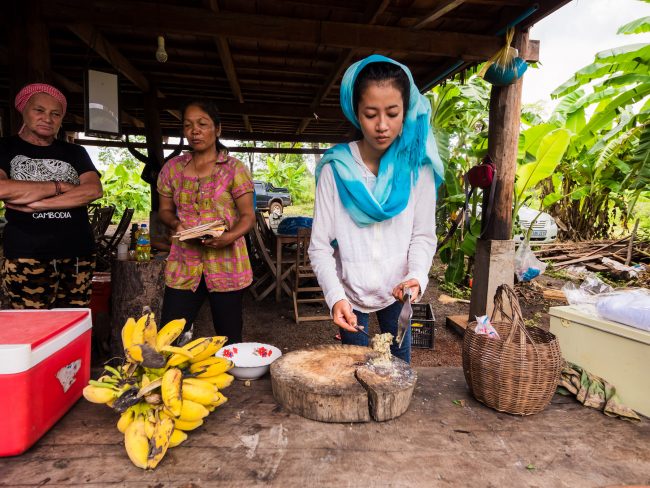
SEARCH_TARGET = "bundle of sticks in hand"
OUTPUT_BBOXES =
[173,220,227,242]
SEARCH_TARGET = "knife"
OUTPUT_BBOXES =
[396,287,413,348]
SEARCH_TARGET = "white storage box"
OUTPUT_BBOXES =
[549,305,650,417]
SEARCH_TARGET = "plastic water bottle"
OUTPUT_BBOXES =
[136,224,151,262]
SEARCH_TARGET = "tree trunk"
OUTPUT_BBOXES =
[270,345,417,423]
[110,259,166,357]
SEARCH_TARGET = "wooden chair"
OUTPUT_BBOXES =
[248,222,294,301]
[96,208,134,270]
[90,205,115,243]
[291,228,330,324]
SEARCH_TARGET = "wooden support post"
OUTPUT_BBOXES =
[8,0,51,133]
[143,88,166,241]
[469,31,527,318]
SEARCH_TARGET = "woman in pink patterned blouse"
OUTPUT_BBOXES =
[157,99,255,344]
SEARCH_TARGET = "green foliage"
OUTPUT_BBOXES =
[546,24,650,239]
[255,153,315,205]
[96,146,151,220]
[428,75,491,283]
[618,16,650,35]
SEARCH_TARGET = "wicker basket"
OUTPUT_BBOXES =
[462,284,563,415]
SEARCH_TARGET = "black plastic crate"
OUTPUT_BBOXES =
[410,303,435,349]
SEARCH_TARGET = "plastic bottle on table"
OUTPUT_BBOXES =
[135,224,151,262]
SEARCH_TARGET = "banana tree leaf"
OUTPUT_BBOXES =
[515,129,570,198]
[618,17,650,35]
[520,124,556,157]
[444,250,465,284]
[577,82,650,145]
[542,192,564,207]
[591,73,650,91]
[459,220,481,257]
[552,44,650,97]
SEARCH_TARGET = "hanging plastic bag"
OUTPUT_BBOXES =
[514,241,547,282]
[479,28,528,86]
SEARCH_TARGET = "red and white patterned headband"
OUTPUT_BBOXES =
[14,83,67,115]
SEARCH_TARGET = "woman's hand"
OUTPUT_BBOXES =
[392,279,420,303]
[332,299,358,332]
[173,221,187,234]
[201,231,236,249]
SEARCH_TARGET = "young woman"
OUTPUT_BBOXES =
[157,99,255,344]
[0,83,103,309]
[308,55,444,363]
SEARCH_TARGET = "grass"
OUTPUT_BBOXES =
[284,202,314,217]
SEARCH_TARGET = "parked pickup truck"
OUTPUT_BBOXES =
[253,180,292,215]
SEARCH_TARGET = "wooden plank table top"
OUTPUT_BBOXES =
[2,367,649,487]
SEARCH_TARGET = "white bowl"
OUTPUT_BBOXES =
[215,342,282,380]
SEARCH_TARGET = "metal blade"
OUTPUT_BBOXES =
[396,288,413,348]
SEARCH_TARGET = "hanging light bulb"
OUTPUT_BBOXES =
[155,36,168,63]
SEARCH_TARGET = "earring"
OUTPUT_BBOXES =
[399,126,403,137]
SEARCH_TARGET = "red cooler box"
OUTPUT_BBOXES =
[0,309,92,456]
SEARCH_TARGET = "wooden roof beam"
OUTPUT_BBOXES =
[205,0,252,132]
[44,1,514,60]
[296,0,390,135]
[413,1,467,30]
[120,96,343,119]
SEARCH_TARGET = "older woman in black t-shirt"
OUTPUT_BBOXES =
[0,83,103,309]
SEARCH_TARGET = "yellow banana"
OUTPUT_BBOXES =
[124,418,149,469]
[189,336,228,363]
[143,416,155,439]
[168,429,188,448]
[166,337,211,367]
[130,314,148,345]
[142,313,158,349]
[206,393,228,412]
[190,357,233,378]
[199,372,234,390]
[181,379,217,405]
[179,399,210,421]
[121,318,137,350]
[147,416,175,469]
[161,368,183,417]
[117,408,135,433]
[155,319,186,351]
[211,392,228,408]
[160,345,194,359]
[125,344,166,368]
[83,384,117,404]
[173,418,204,431]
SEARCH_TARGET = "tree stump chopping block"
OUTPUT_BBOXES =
[270,345,417,423]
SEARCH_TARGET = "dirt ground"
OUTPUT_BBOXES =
[191,257,573,368]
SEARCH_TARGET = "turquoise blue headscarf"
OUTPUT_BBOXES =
[315,54,444,227]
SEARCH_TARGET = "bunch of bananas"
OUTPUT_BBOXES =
[83,311,234,469]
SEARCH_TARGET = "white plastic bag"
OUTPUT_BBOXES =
[474,315,500,339]
[596,289,650,331]
[562,274,613,315]
[514,241,547,282]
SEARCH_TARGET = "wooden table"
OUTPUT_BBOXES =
[274,233,298,302]
[4,367,649,487]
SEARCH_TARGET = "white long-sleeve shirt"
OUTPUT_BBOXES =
[308,142,438,313]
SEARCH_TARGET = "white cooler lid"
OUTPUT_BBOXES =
[0,309,92,374]
[549,305,650,346]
